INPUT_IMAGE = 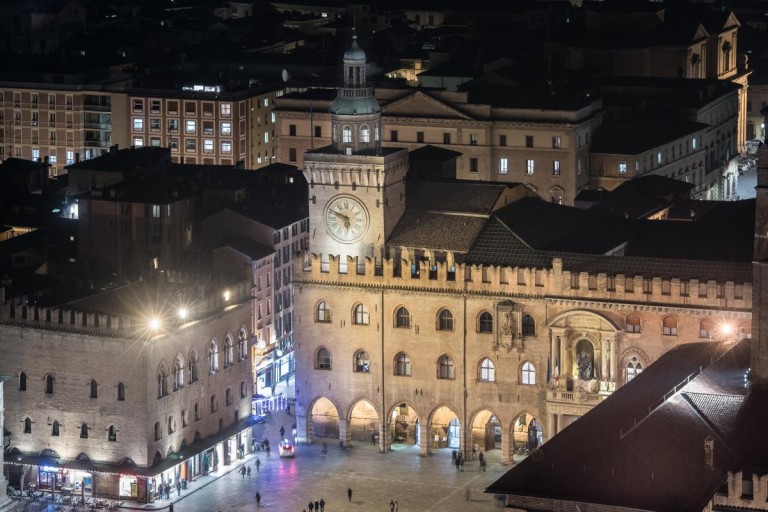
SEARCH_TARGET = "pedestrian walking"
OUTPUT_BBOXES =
[286,402,291,414]
[372,433,377,445]
[466,486,471,501]
[308,501,314,512]
[314,499,319,511]
[481,459,487,472]
[255,491,261,507]
[479,451,485,465]
[169,504,174,512]
[347,487,353,502]
[176,481,181,496]
[255,457,261,473]
[319,497,325,511]
[390,499,396,511]
[240,465,246,479]
[395,500,399,511]
[247,466,251,479]
[454,457,460,471]
[460,458,465,471]
[472,445,477,459]
[279,426,285,438]
[339,440,345,452]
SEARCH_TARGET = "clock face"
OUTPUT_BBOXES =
[324,195,369,243]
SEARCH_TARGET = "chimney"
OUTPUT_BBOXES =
[704,436,714,469]
[110,144,119,155]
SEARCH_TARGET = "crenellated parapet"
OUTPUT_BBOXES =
[0,276,252,339]
[297,253,752,311]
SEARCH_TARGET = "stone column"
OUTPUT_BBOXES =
[418,421,430,457]
[338,418,351,447]
[608,336,617,385]
[378,422,390,453]
[501,426,512,465]
[297,411,310,444]
[547,412,555,443]
[549,331,556,382]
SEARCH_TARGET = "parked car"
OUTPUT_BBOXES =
[746,139,763,155]
[278,439,295,458]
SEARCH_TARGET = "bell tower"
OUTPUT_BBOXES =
[752,105,768,383]
[303,36,408,267]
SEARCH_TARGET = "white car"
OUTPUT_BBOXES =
[278,439,295,458]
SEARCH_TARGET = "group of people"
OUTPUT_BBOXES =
[389,499,400,511]
[239,465,252,479]
[305,497,326,511]
[157,480,180,500]
[453,448,488,471]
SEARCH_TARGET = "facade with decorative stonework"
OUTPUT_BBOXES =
[293,254,751,465]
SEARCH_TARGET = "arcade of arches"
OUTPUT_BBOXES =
[302,397,546,465]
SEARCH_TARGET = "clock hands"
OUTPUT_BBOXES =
[330,211,351,228]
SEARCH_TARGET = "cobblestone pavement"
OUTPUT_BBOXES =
[20,410,512,512]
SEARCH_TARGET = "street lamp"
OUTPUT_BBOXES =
[177,308,188,320]
[148,317,161,331]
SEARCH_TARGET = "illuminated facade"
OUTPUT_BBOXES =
[291,38,754,466]
[0,277,255,502]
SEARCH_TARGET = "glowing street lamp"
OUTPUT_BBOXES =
[148,317,161,331]
[177,307,188,320]
[223,289,231,302]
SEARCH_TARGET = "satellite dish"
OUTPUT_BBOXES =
[281,69,290,82]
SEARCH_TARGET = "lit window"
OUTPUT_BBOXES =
[221,141,232,154]
[553,160,561,175]
[221,122,232,135]
[185,120,196,134]
[499,158,508,174]
[133,118,143,131]
[220,103,231,117]
[343,126,352,143]
[133,137,144,147]
[152,205,160,218]
[395,353,411,376]
[479,358,495,382]
[316,348,331,370]
[526,159,535,175]
[626,356,643,382]
[552,136,561,148]
[438,355,455,379]
[203,139,214,154]
[316,301,331,322]
[437,309,454,331]
[361,125,370,143]
[619,162,627,174]
[692,138,698,150]
[263,98,269,107]
[264,132,269,144]
[49,154,57,164]
[355,350,370,372]
[657,152,662,164]
[186,139,196,150]
[521,362,536,385]
[66,150,74,165]
[32,148,39,160]
[353,304,369,325]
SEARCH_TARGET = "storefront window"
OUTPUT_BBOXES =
[119,476,138,497]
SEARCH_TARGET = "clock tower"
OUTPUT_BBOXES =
[303,36,408,268]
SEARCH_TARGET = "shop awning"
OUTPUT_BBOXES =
[4,416,259,477]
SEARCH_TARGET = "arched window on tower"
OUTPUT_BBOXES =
[360,125,370,143]
[479,358,495,382]
[342,126,352,144]
[437,355,455,379]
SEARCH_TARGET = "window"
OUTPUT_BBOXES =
[289,124,297,136]
[132,118,143,131]
[499,158,508,174]
[80,423,89,439]
[188,352,199,383]
[19,372,26,391]
[289,148,297,162]
[390,130,398,142]
[361,125,370,143]
[133,137,144,147]
[521,362,536,385]
[150,99,161,113]
[132,99,143,112]
[203,139,214,154]
[522,314,535,336]
[443,133,451,144]
[154,422,162,440]
[657,152,662,164]
[221,103,231,117]
[394,353,412,376]
[526,159,535,175]
[552,160,561,175]
[186,139,196,151]
[221,122,232,135]
[240,381,248,399]
[203,121,214,135]
[417,131,424,143]
[150,118,160,131]
[552,136,561,148]
[24,418,32,434]
[525,135,533,147]
[157,367,168,398]
[185,120,196,134]
[52,421,60,436]
[117,382,125,401]
[619,161,627,174]
[700,319,715,339]
[395,306,411,328]
[437,308,454,331]
[353,304,369,325]
[438,355,455,379]
[315,126,322,137]
[626,356,643,383]
[185,102,196,115]
[150,137,161,147]
[45,374,54,394]
[209,341,219,373]
[210,395,217,413]
[479,312,493,333]
[470,133,478,145]
[662,316,678,336]
[173,358,184,390]
[221,141,232,154]
[479,358,495,382]
[316,301,331,322]
[194,403,201,421]
[342,126,352,143]
[499,134,507,146]
[225,388,233,406]
[238,331,248,361]
[692,137,698,150]
[224,337,234,368]
[355,350,370,372]
[317,348,332,370]
[626,313,641,333]
[151,204,160,218]
[90,380,98,399]
[168,119,179,132]
[469,158,478,173]
[108,426,117,442]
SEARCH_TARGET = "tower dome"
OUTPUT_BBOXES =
[344,36,366,62]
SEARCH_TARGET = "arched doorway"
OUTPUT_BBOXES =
[430,406,460,450]
[470,409,501,453]
[348,400,379,443]
[389,403,418,445]
[310,397,340,440]
[512,413,543,455]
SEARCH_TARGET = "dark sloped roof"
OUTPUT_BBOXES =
[408,144,462,163]
[487,340,753,512]
[226,201,308,229]
[216,235,275,261]
[405,180,509,215]
[591,115,710,154]
[65,147,170,172]
[387,211,487,252]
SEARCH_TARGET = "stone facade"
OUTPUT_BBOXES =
[293,254,751,464]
